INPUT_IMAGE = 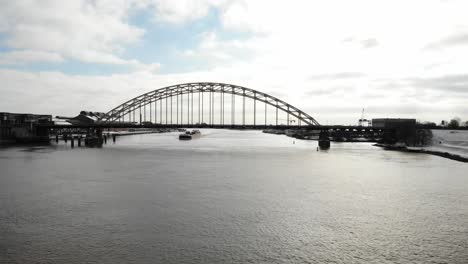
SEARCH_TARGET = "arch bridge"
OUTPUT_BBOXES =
[100,82,320,127]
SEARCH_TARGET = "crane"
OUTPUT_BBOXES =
[358,108,371,126]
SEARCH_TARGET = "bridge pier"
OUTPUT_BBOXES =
[70,137,74,148]
[318,130,331,149]
[78,137,82,147]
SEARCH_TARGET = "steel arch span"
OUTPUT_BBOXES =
[100,82,320,126]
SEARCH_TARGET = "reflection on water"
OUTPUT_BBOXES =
[1,130,467,263]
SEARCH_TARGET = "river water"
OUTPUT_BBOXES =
[1,130,467,264]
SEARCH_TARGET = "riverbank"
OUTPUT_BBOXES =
[263,128,379,142]
[375,129,468,163]
[375,143,468,162]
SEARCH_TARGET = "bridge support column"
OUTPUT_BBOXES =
[231,90,235,125]
[56,134,59,143]
[242,89,245,126]
[71,137,74,148]
[78,137,82,147]
[112,134,116,143]
[220,91,222,125]
[318,130,331,150]
[276,101,278,126]
[254,92,256,127]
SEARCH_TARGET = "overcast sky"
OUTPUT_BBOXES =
[1,0,467,124]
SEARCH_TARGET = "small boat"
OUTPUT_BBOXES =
[179,131,192,140]
[179,130,201,140]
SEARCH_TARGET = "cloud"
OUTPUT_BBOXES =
[406,74,468,94]
[360,38,378,49]
[1,67,467,125]
[0,50,64,65]
[308,72,366,81]
[2,0,468,124]
[219,0,263,33]
[152,0,228,24]
[425,32,468,50]
[0,0,145,65]
[179,31,256,68]
[305,85,357,97]
[341,37,379,49]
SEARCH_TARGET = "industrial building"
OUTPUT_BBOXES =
[0,112,53,143]
[372,118,417,145]
[56,111,107,125]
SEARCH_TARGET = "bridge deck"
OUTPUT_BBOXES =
[39,123,387,131]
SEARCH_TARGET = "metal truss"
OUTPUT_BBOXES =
[100,82,320,126]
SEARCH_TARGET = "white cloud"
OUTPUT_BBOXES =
[0,0,145,65]
[2,64,467,125]
[212,0,468,77]
[180,31,255,65]
[0,50,64,65]
[152,0,220,24]
[1,0,468,124]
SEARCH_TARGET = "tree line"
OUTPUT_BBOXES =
[419,117,467,129]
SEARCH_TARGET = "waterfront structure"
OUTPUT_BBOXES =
[57,111,108,125]
[0,112,52,143]
[372,118,416,145]
[372,118,416,129]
